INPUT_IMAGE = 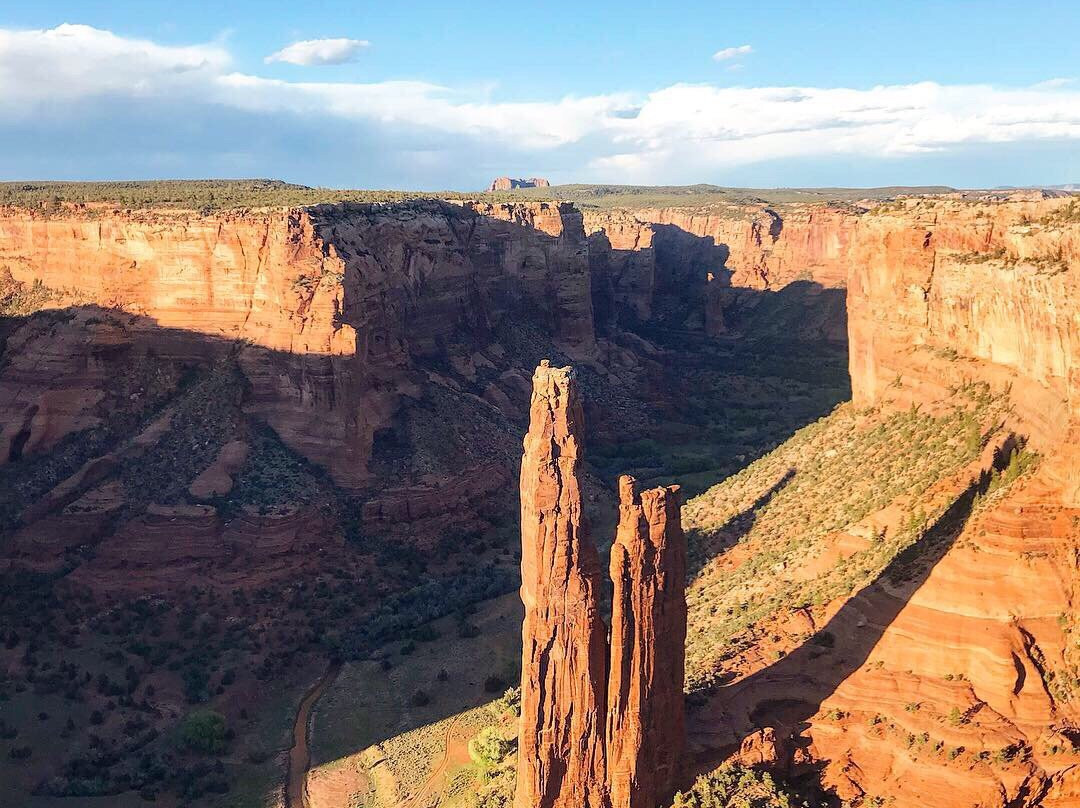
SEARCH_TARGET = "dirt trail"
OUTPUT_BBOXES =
[394,716,461,808]
[285,660,342,808]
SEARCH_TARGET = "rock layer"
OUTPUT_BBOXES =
[583,205,852,342]
[607,476,687,808]
[846,194,1080,496]
[516,360,609,808]
[0,201,596,487]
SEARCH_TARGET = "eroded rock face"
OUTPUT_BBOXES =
[584,204,856,293]
[607,476,687,808]
[516,360,609,808]
[690,192,1080,807]
[583,205,852,342]
[846,194,1080,496]
[585,213,657,329]
[0,200,596,488]
[516,365,688,808]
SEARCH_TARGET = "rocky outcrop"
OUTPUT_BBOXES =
[516,360,609,808]
[516,364,688,808]
[188,440,248,499]
[359,461,511,544]
[607,476,687,808]
[489,177,551,191]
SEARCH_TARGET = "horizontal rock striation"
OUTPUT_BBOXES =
[846,194,1080,498]
[0,201,596,487]
[583,205,853,342]
[696,193,1080,807]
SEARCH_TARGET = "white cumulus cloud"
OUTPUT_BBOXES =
[265,37,369,66]
[713,44,753,61]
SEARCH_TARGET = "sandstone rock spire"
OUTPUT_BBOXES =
[606,475,687,808]
[516,360,609,808]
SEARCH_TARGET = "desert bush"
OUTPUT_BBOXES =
[468,727,514,771]
[671,764,806,807]
[178,710,228,755]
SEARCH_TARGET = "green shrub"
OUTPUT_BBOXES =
[178,710,228,755]
[671,764,803,807]
[468,727,514,771]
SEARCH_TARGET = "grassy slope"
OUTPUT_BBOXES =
[683,387,1007,684]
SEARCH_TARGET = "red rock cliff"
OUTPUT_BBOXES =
[607,475,687,808]
[583,204,854,342]
[699,192,1080,807]
[0,201,596,487]
[846,194,1080,499]
[585,203,856,292]
[516,360,609,808]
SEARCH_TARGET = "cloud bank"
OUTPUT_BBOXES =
[265,37,370,66]
[1,24,1078,188]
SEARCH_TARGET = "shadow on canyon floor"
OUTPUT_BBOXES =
[686,467,797,580]
[684,437,1018,795]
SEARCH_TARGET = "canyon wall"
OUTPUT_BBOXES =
[700,193,1080,807]
[0,201,595,487]
[621,204,856,291]
[583,204,853,341]
[808,191,1080,803]
[847,195,1080,497]
[0,195,855,563]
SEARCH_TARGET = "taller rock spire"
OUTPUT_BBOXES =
[606,475,688,808]
[516,360,609,808]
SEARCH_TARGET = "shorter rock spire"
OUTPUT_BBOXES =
[607,475,687,808]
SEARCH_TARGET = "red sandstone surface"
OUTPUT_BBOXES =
[5,189,1080,807]
[488,177,552,191]
[682,192,1080,807]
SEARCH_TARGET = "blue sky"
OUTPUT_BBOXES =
[1,2,1078,189]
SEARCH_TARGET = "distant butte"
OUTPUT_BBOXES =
[488,176,551,191]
